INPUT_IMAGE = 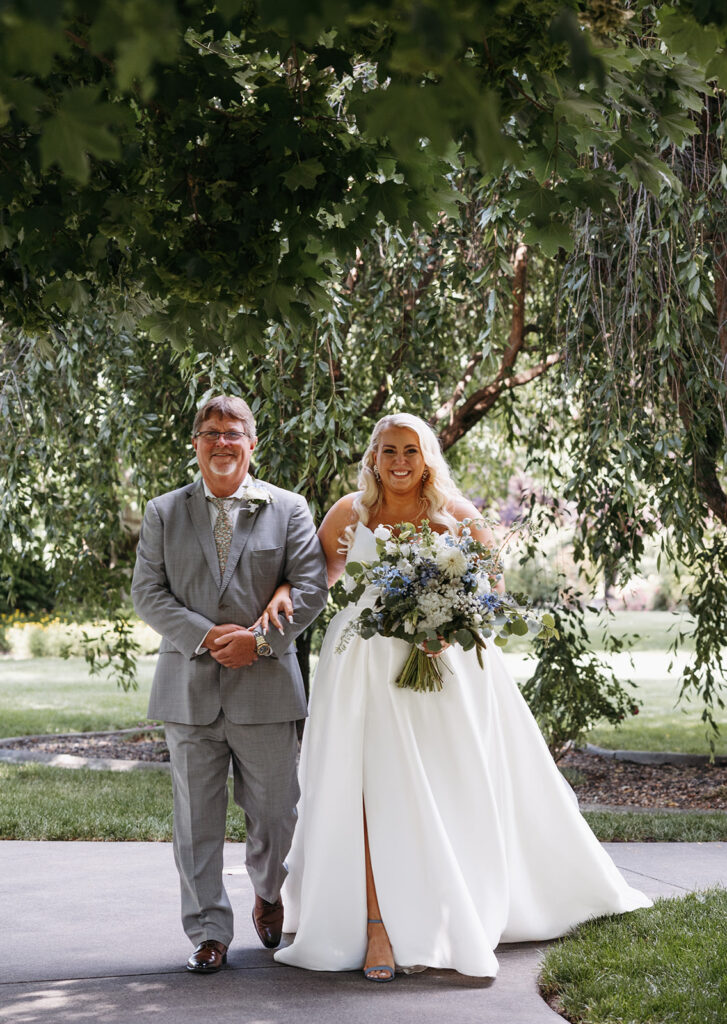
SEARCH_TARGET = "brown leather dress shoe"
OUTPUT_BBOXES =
[252,894,284,949]
[186,939,228,973]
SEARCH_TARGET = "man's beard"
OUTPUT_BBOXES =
[209,455,239,475]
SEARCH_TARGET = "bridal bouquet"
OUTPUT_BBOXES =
[336,520,557,693]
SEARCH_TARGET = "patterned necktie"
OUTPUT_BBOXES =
[208,496,233,574]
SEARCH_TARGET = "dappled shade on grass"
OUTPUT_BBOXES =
[0,764,247,842]
[540,888,727,1024]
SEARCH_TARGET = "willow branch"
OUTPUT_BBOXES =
[436,351,564,450]
[435,350,484,423]
[670,357,727,527]
[363,242,442,419]
[433,241,533,447]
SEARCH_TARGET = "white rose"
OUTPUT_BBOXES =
[374,525,392,541]
[245,486,270,501]
[384,540,398,555]
[477,575,491,595]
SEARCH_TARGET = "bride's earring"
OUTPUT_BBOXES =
[421,469,430,483]
[373,465,381,482]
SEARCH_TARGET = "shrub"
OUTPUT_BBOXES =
[520,590,639,759]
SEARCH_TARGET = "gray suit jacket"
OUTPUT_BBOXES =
[131,477,328,726]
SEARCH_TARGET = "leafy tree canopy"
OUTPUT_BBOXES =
[2,0,726,345]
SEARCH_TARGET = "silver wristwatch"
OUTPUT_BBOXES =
[252,627,273,657]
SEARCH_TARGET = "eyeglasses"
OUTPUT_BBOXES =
[194,430,247,442]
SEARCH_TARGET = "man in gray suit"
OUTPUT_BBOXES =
[132,395,328,973]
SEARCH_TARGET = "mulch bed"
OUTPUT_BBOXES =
[560,747,727,811]
[2,732,170,762]
[3,734,727,809]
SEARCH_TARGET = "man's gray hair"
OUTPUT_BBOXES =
[193,396,257,440]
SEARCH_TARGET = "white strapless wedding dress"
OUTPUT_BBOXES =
[274,523,651,978]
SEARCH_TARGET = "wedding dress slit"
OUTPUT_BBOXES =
[274,523,650,978]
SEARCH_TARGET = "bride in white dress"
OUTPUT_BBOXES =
[269,413,651,981]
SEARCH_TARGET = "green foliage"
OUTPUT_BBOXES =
[678,536,727,749]
[528,77,727,744]
[521,592,640,757]
[1,0,725,335]
[81,613,142,692]
[0,551,57,614]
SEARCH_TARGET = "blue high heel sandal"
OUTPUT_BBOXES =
[364,918,395,982]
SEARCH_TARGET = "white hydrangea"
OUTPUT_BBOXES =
[374,525,392,541]
[476,574,491,595]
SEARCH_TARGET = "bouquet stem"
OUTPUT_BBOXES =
[395,645,446,693]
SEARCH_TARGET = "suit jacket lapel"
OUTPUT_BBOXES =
[186,482,222,585]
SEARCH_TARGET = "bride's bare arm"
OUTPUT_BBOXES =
[317,494,358,588]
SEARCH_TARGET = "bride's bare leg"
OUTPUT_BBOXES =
[363,803,395,981]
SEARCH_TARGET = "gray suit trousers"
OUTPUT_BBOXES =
[165,713,299,946]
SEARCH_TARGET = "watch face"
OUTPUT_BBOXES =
[255,634,272,656]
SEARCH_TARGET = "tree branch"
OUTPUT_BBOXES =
[64,29,115,68]
[435,351,564,450]
[670,356,727,527]
[435,349,485,423]
[715,231,727,369]
[434,242,549,448]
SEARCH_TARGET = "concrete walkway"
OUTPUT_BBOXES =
[2,841,726,1024]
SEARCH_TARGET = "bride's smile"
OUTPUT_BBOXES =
[374,426,427,494]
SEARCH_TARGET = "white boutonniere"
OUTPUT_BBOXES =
[241,483,274,516]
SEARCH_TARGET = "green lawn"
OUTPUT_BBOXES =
[504,645,727,757]
[583,810,727,843]
[0,762,247,841]
[540,888,727,1024]
[1,608,725,758]
[0,657,155,736]
[576,651,726,757]
[581,609,698,652]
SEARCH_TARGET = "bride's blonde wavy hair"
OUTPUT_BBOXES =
[345,414,464,545]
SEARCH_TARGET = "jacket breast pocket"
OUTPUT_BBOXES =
[249,546,284,579]
[250,545,283,562]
